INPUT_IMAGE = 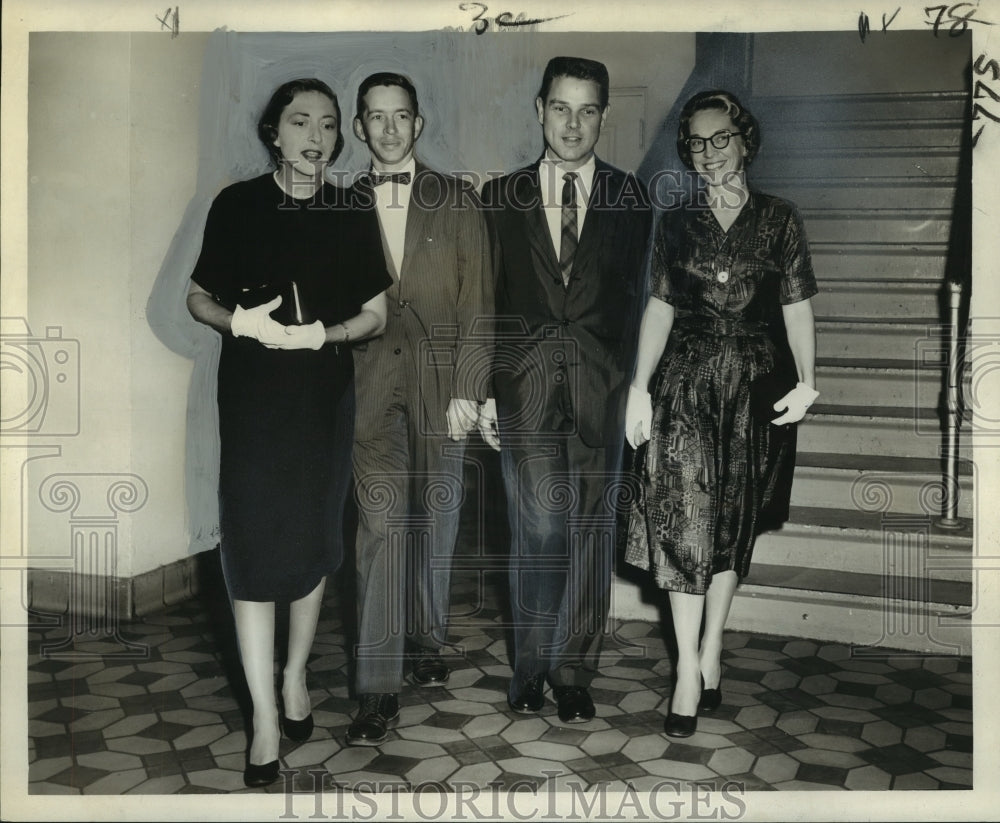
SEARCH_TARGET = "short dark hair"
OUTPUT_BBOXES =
[676,89,761,170]
[536,56,610,110]
[257,78,344,168]
[355,72,419,120]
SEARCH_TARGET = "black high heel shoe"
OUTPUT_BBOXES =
[699,675,722,713]
[664,712,697,738]
[244,758,280,788]
[281,713,314,743]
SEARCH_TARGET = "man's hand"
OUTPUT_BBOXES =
[446,398,479,441]
[477,399,501,451]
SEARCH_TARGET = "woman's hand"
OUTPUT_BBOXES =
[281,320,327,351]
[625,386,653,449]
[231,297,298,349]
[771,382,819,425]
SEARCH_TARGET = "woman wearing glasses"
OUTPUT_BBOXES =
[624,90,818,738]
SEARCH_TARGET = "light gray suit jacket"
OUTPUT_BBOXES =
[350,162,493,439]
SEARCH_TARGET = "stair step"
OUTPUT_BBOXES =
[816,358,959,408]
[743,564,971,607]
[812,279,943,319]
[811,244,948,281]
[752,147,959,179]
[802,209,951,245]
[754,91,968,123]
[785,503,973,534]
[797,451,973,473]
[758,179,957,210]
[768,119,964,150]
[816,317,948,361]
[726,584,970,655]
[798,411,971,460]
[758,507,973,590]
[790,452,974,519]
[612,577,972,654]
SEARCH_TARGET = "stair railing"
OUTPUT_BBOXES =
[937,279,965,530]
[936,80,972,531]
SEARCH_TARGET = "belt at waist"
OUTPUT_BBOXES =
[674,315,768,337]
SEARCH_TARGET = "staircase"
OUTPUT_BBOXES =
[732,91,974,654]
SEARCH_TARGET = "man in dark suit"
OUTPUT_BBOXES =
[478,56,652,723]
[346,72,492,745]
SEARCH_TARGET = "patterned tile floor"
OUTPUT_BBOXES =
[25,561,973,798]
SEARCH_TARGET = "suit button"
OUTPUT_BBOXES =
[394,348,402,355]
[561,319,570,326]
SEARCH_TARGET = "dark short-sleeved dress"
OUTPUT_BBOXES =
[625,191,818,594]
[192,174,391,602]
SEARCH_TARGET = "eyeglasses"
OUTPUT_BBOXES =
[685,131,743,153]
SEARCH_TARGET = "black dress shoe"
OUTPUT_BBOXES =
[244,758,280,788]
[552,686,596,723]
[664,712,697,738]
[507,674,545,713]
[346,693,399,746]
[699,686,722,713]
[281,712,314,742]
[410,647,449,686]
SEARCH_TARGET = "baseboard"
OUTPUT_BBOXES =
[27,550,214,621]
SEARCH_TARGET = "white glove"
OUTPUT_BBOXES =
[231,297,291,348]
[625,386,653,449]
[281,320,326,351]
[477,398,501,451]
[446,397,479,441]
[771,382,819,425]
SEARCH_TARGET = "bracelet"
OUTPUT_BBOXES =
[340,323,350,344]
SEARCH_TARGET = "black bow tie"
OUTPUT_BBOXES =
[366,171,412,187]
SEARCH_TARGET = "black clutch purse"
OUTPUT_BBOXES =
[235,280,312,326]
[749,368,798,423]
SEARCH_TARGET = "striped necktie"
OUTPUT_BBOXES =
[559,171,578,288]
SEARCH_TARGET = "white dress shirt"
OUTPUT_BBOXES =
[371,158,416,278]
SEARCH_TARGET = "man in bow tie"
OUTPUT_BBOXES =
[345,72,492,745]
[478,57,652,723]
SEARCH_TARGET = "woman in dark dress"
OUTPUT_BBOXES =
[624,90,819,738]
[187,79,390,786]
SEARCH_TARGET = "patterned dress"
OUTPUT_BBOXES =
[625,190,817,594]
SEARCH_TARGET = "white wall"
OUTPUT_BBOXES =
[25,33,206,579]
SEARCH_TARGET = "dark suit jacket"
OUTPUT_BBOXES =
[350,163,493,439]
[483,157,652,447]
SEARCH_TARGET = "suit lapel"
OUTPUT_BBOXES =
[400,163,432,280]
[516,165,561,283]
[571,159,616,278]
